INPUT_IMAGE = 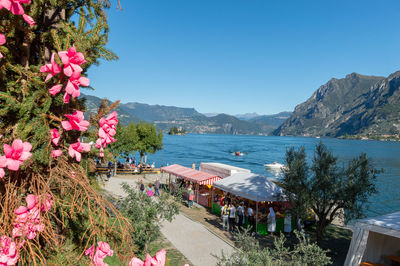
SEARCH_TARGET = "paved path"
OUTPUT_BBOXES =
[102,175,234,266]
[161,213,234,266]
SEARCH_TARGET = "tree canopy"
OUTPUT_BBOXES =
[111,122,163,163]
[281,142,379,243]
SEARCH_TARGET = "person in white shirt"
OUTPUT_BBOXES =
[228,204,236,232]
[267,207,276,236]
[221,202,229,231]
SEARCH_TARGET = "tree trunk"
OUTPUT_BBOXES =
[140,152,144,164]
[316,220,326,245]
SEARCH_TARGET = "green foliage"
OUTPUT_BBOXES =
[119,182,179,255]
[168,126,186,135]
[111,122,163,163]
[215,229,331,266]
[282,142,380,243]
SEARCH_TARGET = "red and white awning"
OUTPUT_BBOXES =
[161,164,221,185]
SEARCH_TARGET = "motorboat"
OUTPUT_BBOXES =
[264,161,286,171]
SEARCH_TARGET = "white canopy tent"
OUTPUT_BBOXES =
[213,172,285,202]
[213,172,285,231]
[200,162,251,178]
[344,211,400,265]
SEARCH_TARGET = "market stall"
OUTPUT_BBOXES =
[161,164,222,207]
[213,172,288,234]
[199,162,251,178]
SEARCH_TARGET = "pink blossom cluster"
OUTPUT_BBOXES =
[0,139,32,178]
[0,34,5,59]
[50,129,62,158]
[0,235,19,266]
[68,139,91,162]
[12,194,52,240]
[85,241,114,266]
[95,111,118,157]
[0,0,35,25]
[129,249,166,266]
[40,46,89,103]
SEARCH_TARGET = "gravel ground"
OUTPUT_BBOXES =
[101,173,234,266]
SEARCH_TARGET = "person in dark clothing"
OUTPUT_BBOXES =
[139,180,145,193]
[154,178,160,196]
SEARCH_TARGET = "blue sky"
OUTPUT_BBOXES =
[86,0,400,115]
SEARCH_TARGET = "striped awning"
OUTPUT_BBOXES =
[161,164,221,185]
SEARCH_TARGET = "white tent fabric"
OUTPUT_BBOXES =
[344,211,400,265]
[213,172,285,202]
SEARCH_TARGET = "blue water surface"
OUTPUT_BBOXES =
[131,134,400,218]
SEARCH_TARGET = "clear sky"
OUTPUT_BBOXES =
[86,0,400,115]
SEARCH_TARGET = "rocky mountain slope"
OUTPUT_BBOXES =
[274,72,400,137]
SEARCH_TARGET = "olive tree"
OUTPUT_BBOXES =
[282,142,379,244]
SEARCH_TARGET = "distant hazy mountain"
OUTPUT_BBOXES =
[203,112,220,117]
[82,95,281,135]
[273,72,400,137]
[120,102,204,122]
[249,112,292,127]
[234,112,261,120]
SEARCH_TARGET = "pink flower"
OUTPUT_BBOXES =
[96,111,118,149]
[0,235,19,266]
[40,53,61,82]
[1,139,32,171]
[129,249,166,266]
[85,242,113,266]
[85,244,94,258]
[61,111,90,132]
[22,13,34,25]
[68,139,91,162]
[52,149,62,158]
[58,46,86,77]
[0,34,5,59]
[40,193,52,212]
[26,194,38,210]
[64,71,90,102]
[0,0,35,26]
[0,156,6,178]
[50,128,60,146]
[49,84,62,96]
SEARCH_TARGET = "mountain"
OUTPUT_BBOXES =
[249,112,292,127]
[153,113,273,135]
[82,95,279,135]
[273,72,400,137]
[120,102,204,122]
[203,112,220,117]
[80,94,140,125]
[234,112,261,120]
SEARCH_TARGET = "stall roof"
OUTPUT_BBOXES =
[161,164,221,185]
[213,172,285,202]
[358,211,400,236]
[199,162,251,178]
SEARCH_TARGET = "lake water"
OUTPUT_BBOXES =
[136,134,400,219]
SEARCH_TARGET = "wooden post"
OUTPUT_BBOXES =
[196,183,199,204]
[209,186,212,208]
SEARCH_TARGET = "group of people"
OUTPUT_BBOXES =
[220,201,255,233]
[218,195,293,235]
[138,178,161,197]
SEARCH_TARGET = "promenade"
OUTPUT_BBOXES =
[102,175,234,266]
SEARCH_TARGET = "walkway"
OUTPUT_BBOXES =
[102,175,234,266]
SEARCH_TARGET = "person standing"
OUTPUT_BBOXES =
[221,202,230,231]
[154,178,160,197]
[187,185,194,208]
[138,180,145,194]
[228,203,236,232]
[237,202,245,230]
[284,210,292,236]
[267,207,276,236]
[247,205,255,232]
[192,162,196,170]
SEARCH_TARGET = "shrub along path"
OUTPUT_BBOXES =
[102,174,234,266]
